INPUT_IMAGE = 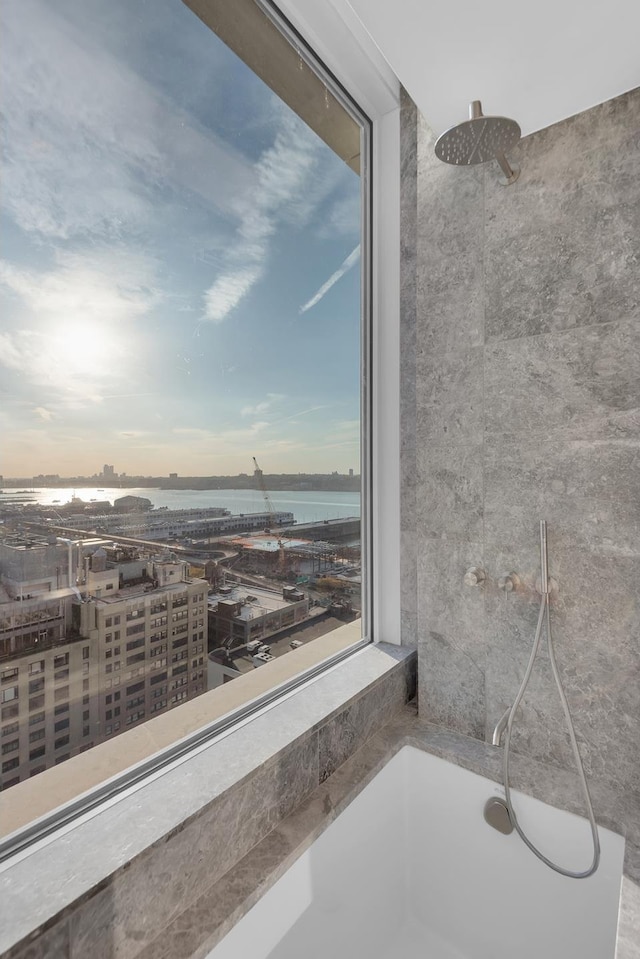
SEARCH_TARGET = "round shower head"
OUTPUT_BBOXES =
[435,101,521,182]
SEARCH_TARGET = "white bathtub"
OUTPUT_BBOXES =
[207,745,625,959]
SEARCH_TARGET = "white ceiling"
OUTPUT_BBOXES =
[335,0,640,136]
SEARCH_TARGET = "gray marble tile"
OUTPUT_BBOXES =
[417,539,486,740]
[483,427,640,555]
[415,117,484,357]
[69,885,115,959]
[483,542,640,795]
[484,319,640,438]
[416,345,484,446]
[416,442,484,541]
[401,607,417,647]
[4,921,70,959]
[400,449,417,531]
[416,247,485,358]
[317,662,414,782]
[503,86,640,184]
[484,91,640,342]
[400,90,418,463]
[418,632,485,741]
[416,538,486,642]
[617,877,640,959]
[81,735,320,959]
[400,529,417,611]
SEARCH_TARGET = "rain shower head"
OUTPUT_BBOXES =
[435,100,521,184]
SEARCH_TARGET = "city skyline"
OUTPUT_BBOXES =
[0,0,362,479]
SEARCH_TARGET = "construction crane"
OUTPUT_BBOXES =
[252,456,288,573]
[252,456,276,530]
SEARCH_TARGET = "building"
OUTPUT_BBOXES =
[68,508,294,542]
[207,582,309,688]
[0,535,208,789]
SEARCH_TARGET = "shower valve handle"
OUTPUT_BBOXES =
[498,573,520,592]
[463,567,485,587]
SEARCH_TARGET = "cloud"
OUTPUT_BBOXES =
[299,245,360,314]
[319,191,361,239]
[202,111,345,324]
[33,407,54,421]
[240,393,286,417]
[204,267,263,324]
[0,0,254,241]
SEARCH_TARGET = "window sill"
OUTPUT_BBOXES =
[1,621,362,837]
[0,641,415,958]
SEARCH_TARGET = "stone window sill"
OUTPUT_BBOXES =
[0,641,416,959]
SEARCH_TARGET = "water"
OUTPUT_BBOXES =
[1,488,360,526]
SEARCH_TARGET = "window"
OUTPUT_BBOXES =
[1,687,18,704]
[126,638,146,652]
[1,667,19,684]
[2,758,20,773]
[2,722,19,737]
[126,652,145,666]
[29,712,46,726]
[0,0,370,836]
[2,740,19,755]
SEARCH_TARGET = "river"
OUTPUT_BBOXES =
[1,487,361,526]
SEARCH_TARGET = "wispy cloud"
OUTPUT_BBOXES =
[202,110,345,324]
[33,406,54,421]
[240,393,286,418]
[0,0,254,241]
[299,245,360,314]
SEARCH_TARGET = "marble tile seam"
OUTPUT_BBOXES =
[413,314,638,360]
[483,311,640,347]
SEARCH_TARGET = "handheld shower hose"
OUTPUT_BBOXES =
[502,521,601,878]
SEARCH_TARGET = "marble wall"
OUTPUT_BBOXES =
[402,88,640,804]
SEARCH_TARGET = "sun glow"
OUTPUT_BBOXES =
[48,321,120,381]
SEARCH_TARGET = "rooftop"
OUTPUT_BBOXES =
[208,583,299,620]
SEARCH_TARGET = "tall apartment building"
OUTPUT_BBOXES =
[0,536,208,790]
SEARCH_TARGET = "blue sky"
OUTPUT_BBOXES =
[0,0,362,479]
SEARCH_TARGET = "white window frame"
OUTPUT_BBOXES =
[0,0,402,868]
[272,0,402,646]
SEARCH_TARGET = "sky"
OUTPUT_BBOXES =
[0,0,362,480]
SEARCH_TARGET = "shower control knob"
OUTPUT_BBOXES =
[463,567,485,587]
[498,573,520,592]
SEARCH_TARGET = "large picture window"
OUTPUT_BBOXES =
[0,0,370,837]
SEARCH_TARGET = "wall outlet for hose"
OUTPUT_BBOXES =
[535,575,559,595]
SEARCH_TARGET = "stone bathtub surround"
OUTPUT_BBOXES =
[41,713,640,959]
[0,644,416,959]
[400,82,640,909]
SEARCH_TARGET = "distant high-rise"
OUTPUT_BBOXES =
[102,464,115,478]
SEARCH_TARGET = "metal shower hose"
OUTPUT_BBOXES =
[502,523,601,878]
